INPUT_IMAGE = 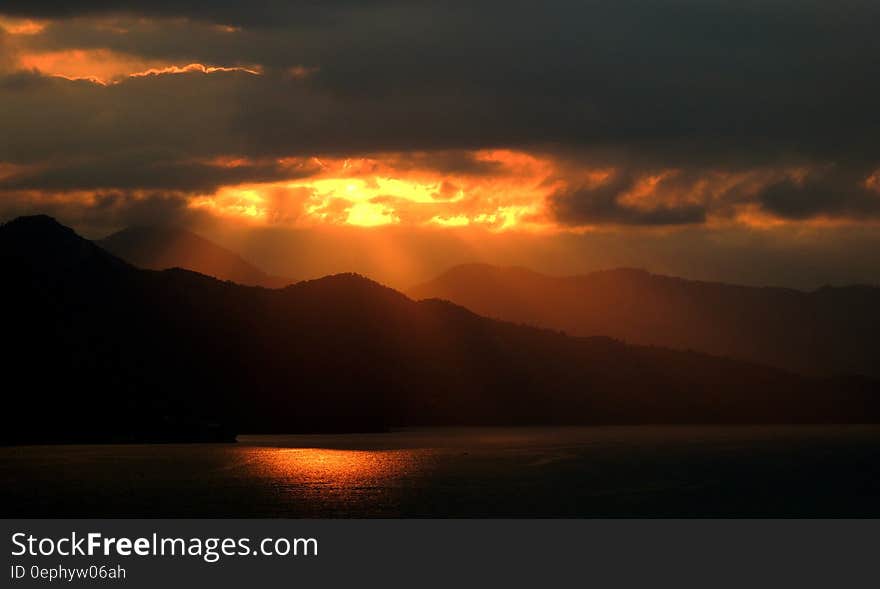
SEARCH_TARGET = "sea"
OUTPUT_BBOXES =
[2,426,879,517]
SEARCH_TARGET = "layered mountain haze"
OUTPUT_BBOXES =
[2,216,879,444]
[410,265,880,378]
[99,226,292,288]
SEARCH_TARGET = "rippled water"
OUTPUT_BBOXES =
[2,426,879,517]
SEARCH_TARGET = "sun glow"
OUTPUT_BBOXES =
[343,200,400,227]
[189,150,560,231]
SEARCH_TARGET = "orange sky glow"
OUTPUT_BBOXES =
[1,7,879,289]
[1,14,876,235]
[182,151,862,233]
[188,150,562,231]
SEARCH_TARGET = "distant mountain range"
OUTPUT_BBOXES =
[410,264,880,378]
[99,225,292,288]
[2,216,879,444]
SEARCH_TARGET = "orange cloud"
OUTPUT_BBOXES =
[5,147,875,234]
[189,150,561,231]
[179,152,880,232]
[128,63,262,79]
[0,17,46,35]
[17,49,261,84]
[18,49,161,83]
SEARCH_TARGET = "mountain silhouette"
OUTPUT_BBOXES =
[409,264,880,378]
[99,225,292,288]
[3,217,879,444]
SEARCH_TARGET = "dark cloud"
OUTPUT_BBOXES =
[548,170,707,226]
[0,152,321,192]
[3,2,879,158]
[0,70,253,162]
[0,1,374,27]
[0,189,203,237]
[1,1,880,227]
[548,163,880,226]
[753,165,880,220]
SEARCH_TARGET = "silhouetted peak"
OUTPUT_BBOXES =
[101,225,216,254]
[290,272,412,306]
[2,215,77,241]
[108,224,203,242]
[296,272,399,292]
[99,224,292,288]
[1,215,129,274]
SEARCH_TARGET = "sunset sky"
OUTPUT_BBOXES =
[2,1,879,288]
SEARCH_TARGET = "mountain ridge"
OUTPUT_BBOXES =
[409,263,880,377]
[98,224,292,288]
[3,216,879,444]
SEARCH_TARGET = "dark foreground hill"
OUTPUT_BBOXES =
[410,264,880,378]
[99,225,291,288]
[2,216,879,444]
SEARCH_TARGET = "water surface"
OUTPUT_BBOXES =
[2,426,879,517]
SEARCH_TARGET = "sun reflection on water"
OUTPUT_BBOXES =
[245,448,419,485]
[232,447,430,515]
